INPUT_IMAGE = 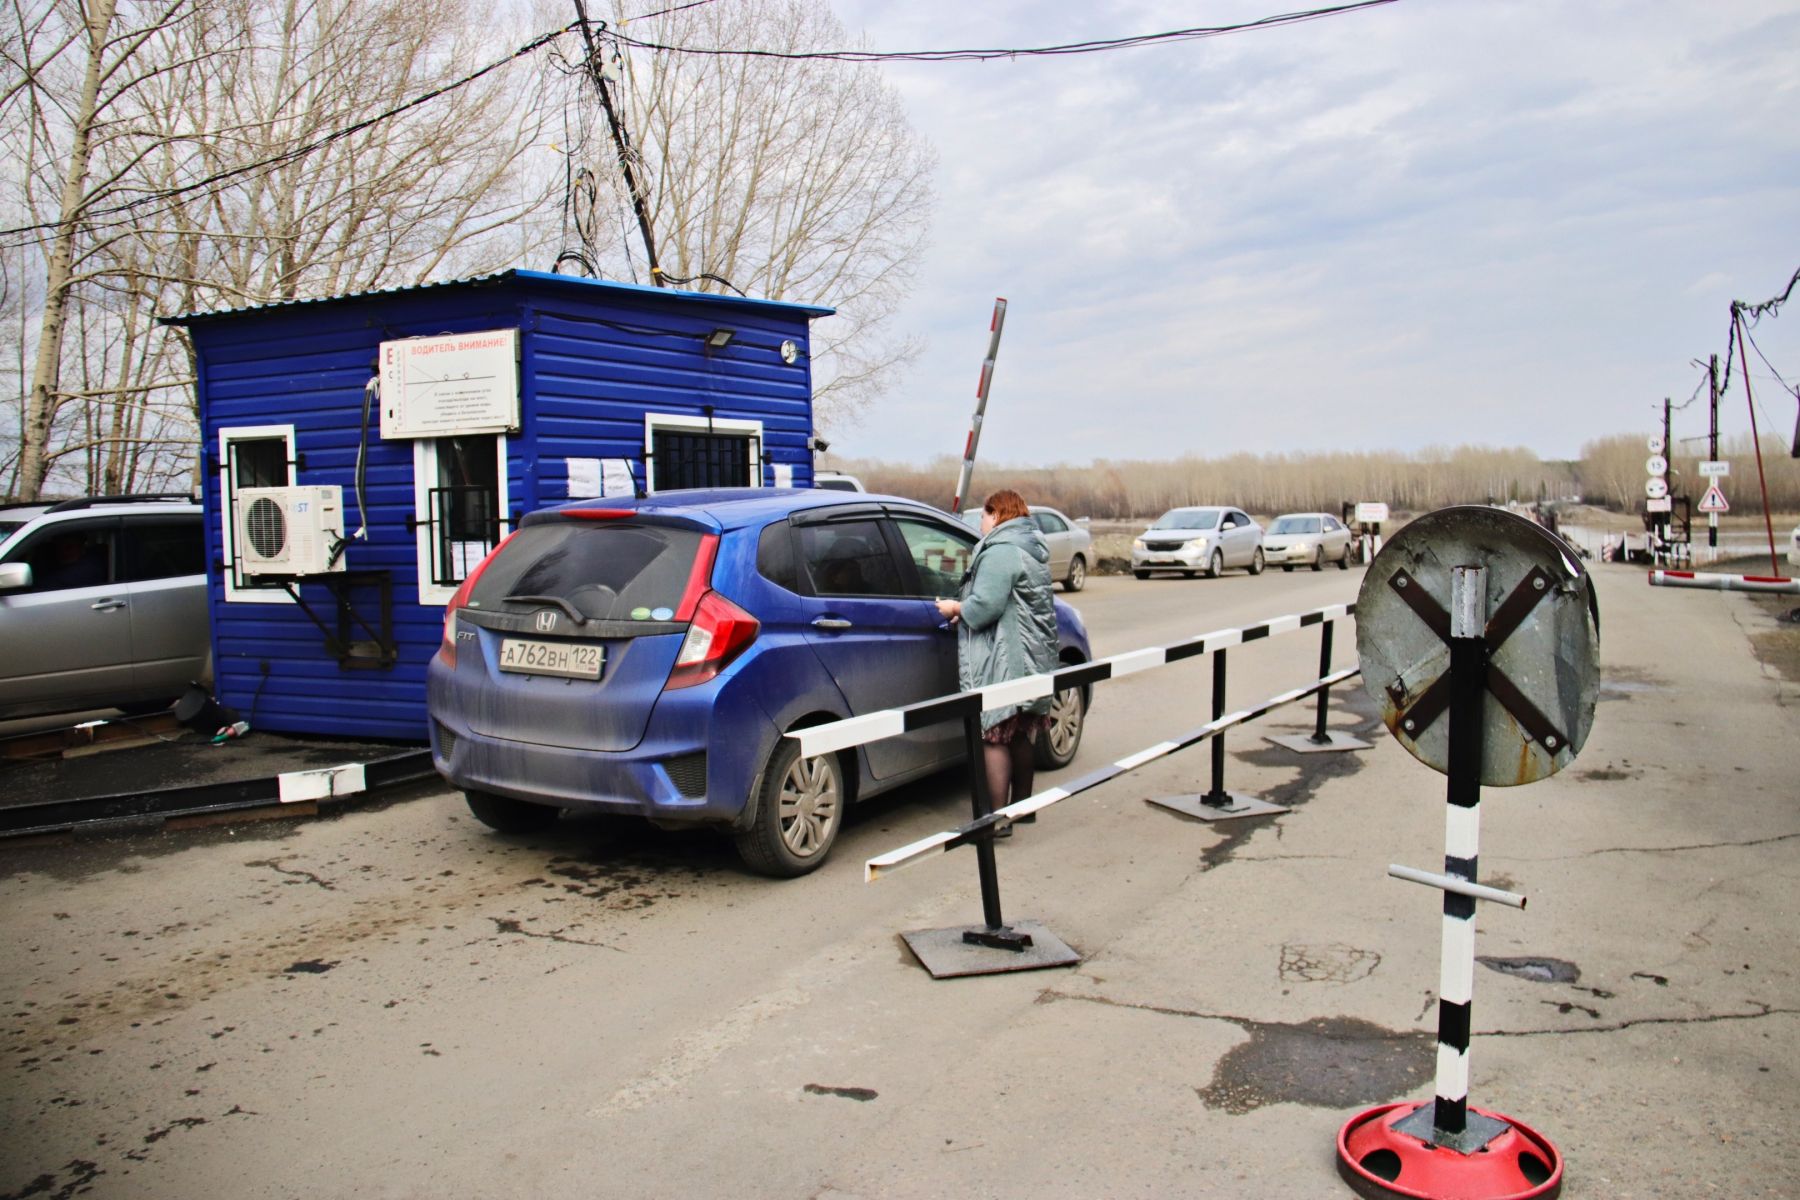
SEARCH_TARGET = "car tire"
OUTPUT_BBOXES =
[1064,555,1087,592]
[464,789,560,833]
[1248,547,1265,576]
[1311,547,1325,572]
[1133,569,1150,580]
[1206,550,1224,579]
[1338,546,1351,569]
[1034,685,1086,770]
[734,737,844,878]
[1183,569,1198,579]
[1281,564,1294,573]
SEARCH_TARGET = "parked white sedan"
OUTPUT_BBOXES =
[1263,512,1353,571]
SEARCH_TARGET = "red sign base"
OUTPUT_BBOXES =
[1337,1101,1563,1199]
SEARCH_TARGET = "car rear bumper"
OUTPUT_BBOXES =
[427,659,778,826]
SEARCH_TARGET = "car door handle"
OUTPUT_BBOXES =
[810,616,852,630]
[90,598,126,612]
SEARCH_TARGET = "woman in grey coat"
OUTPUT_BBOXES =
[934,489,1060,815]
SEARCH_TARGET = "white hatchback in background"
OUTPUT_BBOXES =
[1263,512,1353,571]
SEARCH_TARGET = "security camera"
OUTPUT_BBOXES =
[811,436,830,452]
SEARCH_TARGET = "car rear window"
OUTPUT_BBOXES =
[467,522,704,621]
[1152,509,1219,530]
[1271,516,1322,535]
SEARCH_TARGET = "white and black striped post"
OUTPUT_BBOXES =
[1433,565,1487,1138]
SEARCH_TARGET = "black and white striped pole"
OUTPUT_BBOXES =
[1340,507,1597,1200]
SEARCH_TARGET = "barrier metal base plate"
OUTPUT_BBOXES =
[900,919,1080,979]
[1146,792,1289,822]
[1264,731,1374,754]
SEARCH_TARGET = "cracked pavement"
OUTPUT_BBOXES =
[0,564,1793,1198]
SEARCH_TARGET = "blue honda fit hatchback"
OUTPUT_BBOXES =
[427,489,1091,876]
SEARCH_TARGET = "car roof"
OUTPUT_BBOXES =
[530,488,953,532]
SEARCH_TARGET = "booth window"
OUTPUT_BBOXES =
[413,434,507,605]
[217,423,296,603]
[645,412,764,493]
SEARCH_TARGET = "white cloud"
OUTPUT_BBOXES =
[825,0,1800,464]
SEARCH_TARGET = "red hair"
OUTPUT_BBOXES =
[983,489,1029,524]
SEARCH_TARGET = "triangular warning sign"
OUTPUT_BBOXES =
[1698,483,1729,514]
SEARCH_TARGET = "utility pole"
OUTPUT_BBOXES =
[1708,355,1719,549]
[573,0,663,286]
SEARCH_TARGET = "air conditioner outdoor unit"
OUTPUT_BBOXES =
[235,485,346,576]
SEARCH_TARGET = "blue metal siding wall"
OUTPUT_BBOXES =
[523,295,817,497]
[194,289,526,741]
[186,276,819,741]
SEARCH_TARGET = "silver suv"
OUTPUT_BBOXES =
[0,494,210,719]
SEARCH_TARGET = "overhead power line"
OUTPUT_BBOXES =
[604,0,1400,63]
[0,21,583,245]
[0,0,1401,247]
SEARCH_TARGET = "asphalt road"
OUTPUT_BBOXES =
[2,560,1794,1199]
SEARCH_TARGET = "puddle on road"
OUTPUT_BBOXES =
[1478,956,1581,985]
[1198,1016,1432,1114]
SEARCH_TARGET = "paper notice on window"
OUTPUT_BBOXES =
[380,329,519,438]
[450,541,488,579]
[567,457,601,498]
[773,463,793,488]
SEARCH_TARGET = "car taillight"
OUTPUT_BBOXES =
[437,531,516,668]
[664,590,759,691]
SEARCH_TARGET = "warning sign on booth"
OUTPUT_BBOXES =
[380,329,519,439]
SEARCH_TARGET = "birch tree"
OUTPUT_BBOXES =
[3,0,213,499]
[587,0,934,428]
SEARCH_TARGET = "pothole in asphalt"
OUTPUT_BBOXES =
[1477,956,1580,984]
[1198,1016,1432,1114]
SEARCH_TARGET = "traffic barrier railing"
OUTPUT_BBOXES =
[789,602,1358,970]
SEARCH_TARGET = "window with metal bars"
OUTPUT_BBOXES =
[651,430,753,491]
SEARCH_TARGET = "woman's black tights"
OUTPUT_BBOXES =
[982,734,1036,810]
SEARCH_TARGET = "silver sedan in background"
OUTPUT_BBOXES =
[1263,512,1353,571]
[1131,506,1264,579]
[960,504,1094,591]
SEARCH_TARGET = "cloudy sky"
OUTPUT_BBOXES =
[822,0,1800,467]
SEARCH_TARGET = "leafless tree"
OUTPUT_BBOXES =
[581,0,935,429]
[2,0,563,498]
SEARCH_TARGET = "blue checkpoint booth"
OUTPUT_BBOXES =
[163,270,832,741]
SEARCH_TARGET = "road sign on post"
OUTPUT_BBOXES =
[1697,484,1729,514]
[1698,461,1730,477]
[1337,506,1596,1199]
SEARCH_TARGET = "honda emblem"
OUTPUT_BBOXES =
[535,610,557,633]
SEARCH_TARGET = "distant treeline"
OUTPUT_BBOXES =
[829,436,1800,519]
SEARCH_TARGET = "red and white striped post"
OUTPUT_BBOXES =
[1648,569,1799,594]
[949,298,1008,517]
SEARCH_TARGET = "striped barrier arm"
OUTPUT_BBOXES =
[864,665,1361,881]
[791,603,1355,760]
[1648,569,1799,594]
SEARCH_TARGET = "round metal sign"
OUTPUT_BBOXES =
[1355,506,1599,786]
[1645,477,1669,500]
[1645,454,1668,476]
[1647,435,1664,454]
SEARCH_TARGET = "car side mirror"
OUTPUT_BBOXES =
[0,562,32,591]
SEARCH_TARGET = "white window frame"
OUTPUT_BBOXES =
[218,423,297,605]
[643,412,765,494]
[413,435,511,606]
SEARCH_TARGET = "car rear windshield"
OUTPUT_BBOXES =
[1271,516,1322,535]
[467,522,704,621]
[1152,509,1219,530]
